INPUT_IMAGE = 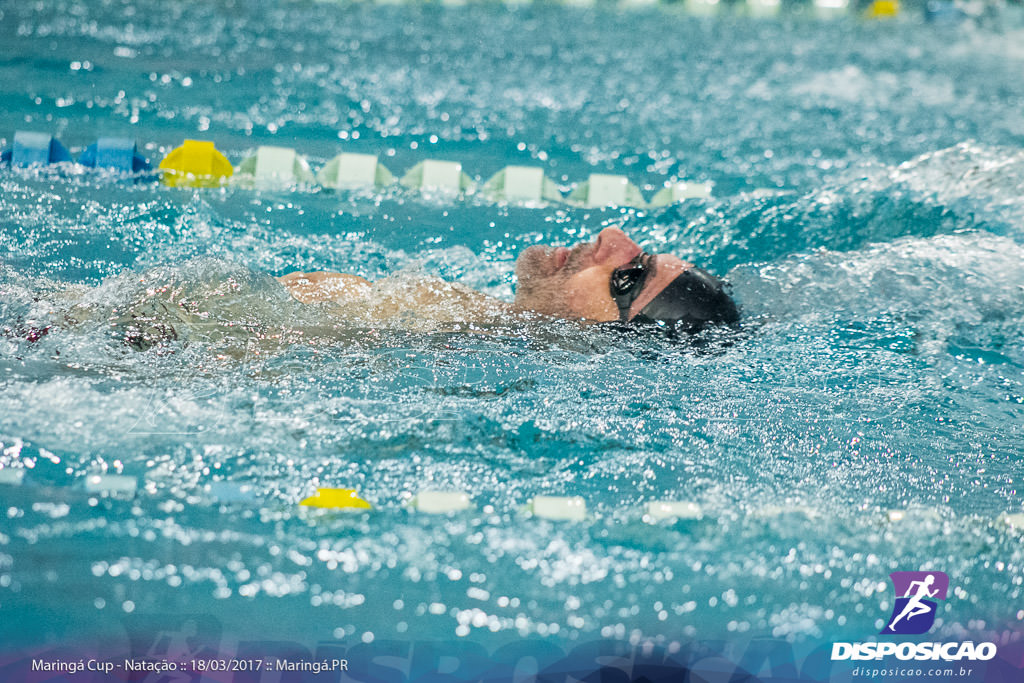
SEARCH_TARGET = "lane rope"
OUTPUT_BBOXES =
[3,133,712,208]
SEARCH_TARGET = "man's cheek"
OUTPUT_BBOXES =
[566,284,616,322]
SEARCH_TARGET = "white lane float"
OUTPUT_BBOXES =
[482,165,562,203]
[233,145,315,187]
[649,180,713,206]
[527,495,587,521]
[401,159,474,193]
[410,490,473,513]
[85,474,138,496]
[0,468,26,486]
[317,151,394,189]
[566,173,646,208]
[645,500,703,521]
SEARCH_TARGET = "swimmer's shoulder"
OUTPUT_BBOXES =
[279,270,515,328]
[278,271,372,304]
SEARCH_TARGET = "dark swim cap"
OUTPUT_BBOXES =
[626,266,740,334]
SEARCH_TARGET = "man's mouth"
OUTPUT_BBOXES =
[515,240,598,280]
[556,240,599,274]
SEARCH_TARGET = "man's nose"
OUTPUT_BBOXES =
[596,227,638,263]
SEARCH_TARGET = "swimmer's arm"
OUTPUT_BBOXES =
[278,271,371,304]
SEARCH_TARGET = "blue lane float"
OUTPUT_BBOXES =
[78,137,151,173]
[923,0,967,23]
[1,131,73,167]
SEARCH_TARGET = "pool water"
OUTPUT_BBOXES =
[1,0,1023,666]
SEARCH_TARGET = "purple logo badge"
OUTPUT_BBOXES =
[880,571,949,635]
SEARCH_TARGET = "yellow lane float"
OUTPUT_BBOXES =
[159,139,233,188]
[299,487,373,510]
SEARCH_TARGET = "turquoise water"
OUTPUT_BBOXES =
[2,0,1024,662]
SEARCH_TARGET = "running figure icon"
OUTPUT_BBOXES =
[887,574,938,631]
[881,571,949,635]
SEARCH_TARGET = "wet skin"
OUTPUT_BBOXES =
[278,227,694,325]
[512,227,694,322]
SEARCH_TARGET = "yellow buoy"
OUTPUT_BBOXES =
[299,488,373,510]
[864,0,900,19]
[159,139,233,187]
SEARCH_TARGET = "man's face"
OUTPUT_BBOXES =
[513,227,693,322]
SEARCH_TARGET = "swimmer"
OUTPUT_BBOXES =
[280,227,739,335]
[10,228,737,349]
[887,574,939,631]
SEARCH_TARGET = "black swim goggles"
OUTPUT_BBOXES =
[609,251,741,333]
[609,251,654,322]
